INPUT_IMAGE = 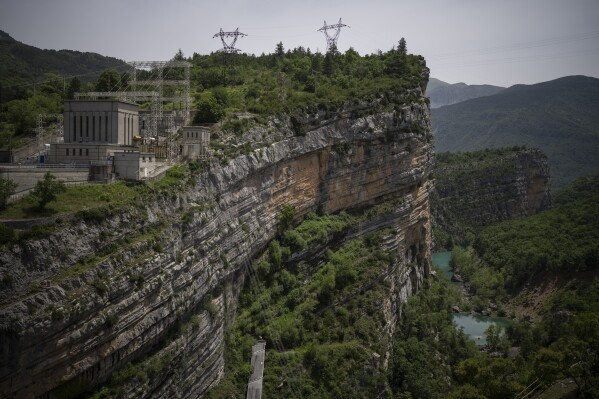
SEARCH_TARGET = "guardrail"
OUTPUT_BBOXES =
[0,163,94,169]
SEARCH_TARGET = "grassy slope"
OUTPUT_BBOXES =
[431,75,599,188]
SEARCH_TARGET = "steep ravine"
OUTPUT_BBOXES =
[0,94,434,398]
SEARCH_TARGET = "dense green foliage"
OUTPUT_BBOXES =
[553,173,599,206]
[448,256,599,398]
[207,201,423,398]
[474,194,599,288]
[189,43,427,125]
[390,278,477,398]
[432,75,599,188]
[32,172,66,209]
[209,232,396,398]
[0,176,17,209]
[445,176,599,398]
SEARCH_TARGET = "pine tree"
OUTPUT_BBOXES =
[275,42,285,57]
[398,37,407,55]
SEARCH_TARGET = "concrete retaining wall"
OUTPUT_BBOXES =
[0,167,90,195]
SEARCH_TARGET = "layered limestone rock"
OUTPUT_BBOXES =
[432,148,551,247]
[0,91,433,398]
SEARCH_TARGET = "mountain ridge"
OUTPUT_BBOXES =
[432,75,599,188]
[427,77,504,108]
[0,30,129,101]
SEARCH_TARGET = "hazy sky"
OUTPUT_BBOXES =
[1,0,598,87]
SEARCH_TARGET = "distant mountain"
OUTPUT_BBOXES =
[427,78,504,108]
[0,30,129,101]
[432,75,599,188]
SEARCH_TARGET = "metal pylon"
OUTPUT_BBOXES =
[318,18,349,53]
[213,28,247,83]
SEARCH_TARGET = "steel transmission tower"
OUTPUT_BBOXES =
[318,18,349,53]
[37,114,63,160]
[213,28,247,83]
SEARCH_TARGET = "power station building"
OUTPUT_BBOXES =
[181,126,210,160]
[46,100,140,164]
[45,100,158,180]
[43,99,211,181]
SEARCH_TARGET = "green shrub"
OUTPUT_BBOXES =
[0,224,15,244]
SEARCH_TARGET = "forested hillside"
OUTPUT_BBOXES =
[0,30,128,103]
[447,174,599,398]
[432,75,599,188]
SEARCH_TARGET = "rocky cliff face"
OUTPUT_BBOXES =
[432,148,551,247]
[0,90,433,398]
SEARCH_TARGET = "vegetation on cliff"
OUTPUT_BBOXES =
[207,204,470,398]
[190,42,427,122]
[204,172,596,398]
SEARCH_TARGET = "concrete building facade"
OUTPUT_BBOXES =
[113,151,157,180]
[181,126,210,160]
[63,100,139,146]
[47,100,140,165]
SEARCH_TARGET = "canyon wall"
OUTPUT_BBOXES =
[432,148,551,247]
[0,91,433,398]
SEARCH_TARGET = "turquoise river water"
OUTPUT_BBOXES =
[432,251,509,345]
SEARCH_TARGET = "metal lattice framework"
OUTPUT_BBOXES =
[129,60,192,125]
[318,18,349,53]
[165,114,178,164]
[213,28,247,83]
[37,114,63,154]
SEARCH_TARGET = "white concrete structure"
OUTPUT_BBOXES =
[113,151,157,180]
[181,126,210,160]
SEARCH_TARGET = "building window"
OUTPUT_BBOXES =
[73,115,77,142]
[142,156,145,162]
[86,116,89,137]
[66,148,69,156]
[86,148,89,156]
[99,116,101,141]
[79,116,83,138]
[105,115,108,142]
[79,148,82,156]
[92,116,95,141]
